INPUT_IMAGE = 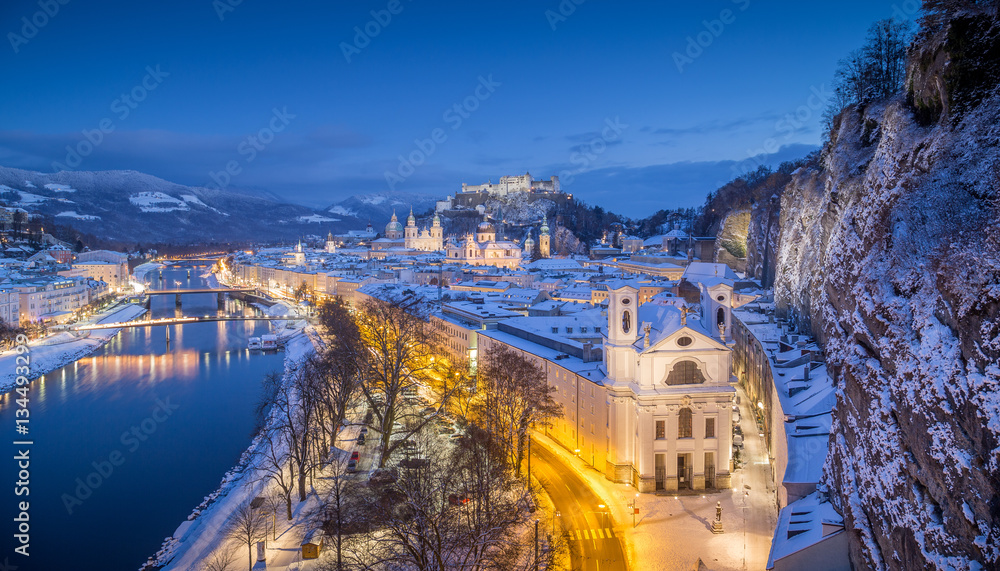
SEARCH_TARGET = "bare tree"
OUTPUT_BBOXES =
[255,425,295,520]
[226,499,268,571]
[824,18,913,130]
[201,540,239,571]
[355,295,444,467]
[474,345,561,472]
[357,429,539,571]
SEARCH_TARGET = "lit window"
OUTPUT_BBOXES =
[655,420,665,439]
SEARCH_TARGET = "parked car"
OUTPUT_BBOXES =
[448,493,471,506]
[350,450,360,461]
[733,434,744,448]
[357,434,366,446]
[359,426,369,434]
[347,459,358,473]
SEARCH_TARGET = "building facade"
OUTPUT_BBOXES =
[404,210,444,252]
[604,281,736,492]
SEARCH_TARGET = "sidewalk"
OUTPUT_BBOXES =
[531,385,776,571]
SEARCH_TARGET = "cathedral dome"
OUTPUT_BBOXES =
[477,213,495,233]
[386,212,403,234]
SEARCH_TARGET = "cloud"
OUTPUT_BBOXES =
[0,125,372,193]
[650,113,785,137]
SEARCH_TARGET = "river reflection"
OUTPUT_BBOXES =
[0,261,287,571]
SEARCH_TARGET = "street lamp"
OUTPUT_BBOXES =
[628,492,640,528]
[598,504,608,528]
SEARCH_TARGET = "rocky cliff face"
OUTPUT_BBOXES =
[771,8,1000,569]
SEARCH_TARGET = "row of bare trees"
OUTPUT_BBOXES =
[214,293,561,570]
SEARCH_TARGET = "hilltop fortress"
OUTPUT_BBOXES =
[436,172,572,212]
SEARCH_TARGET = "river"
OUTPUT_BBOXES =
[1,261,286,571]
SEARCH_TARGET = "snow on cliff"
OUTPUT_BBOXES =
[772,74,1000,571]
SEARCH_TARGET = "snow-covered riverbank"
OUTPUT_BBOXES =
[0,303,148,393]
[144,328,318,571]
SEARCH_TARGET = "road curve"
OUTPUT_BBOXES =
[531,443,628,571]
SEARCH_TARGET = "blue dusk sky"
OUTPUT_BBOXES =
[0,0,917,217]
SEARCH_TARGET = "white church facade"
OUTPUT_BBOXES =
[603,281,736,492]
[444,214,522,269]
[476,276,737,494]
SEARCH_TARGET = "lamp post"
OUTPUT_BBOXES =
[598,504,608,529]
[629,492,639,528]
[534,519,539,571]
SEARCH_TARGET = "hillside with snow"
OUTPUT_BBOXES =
[325,191,439,225]
[0,167,355,243]
[760,8,1000,570]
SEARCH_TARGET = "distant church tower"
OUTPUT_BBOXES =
[431,213,443,241]
[405,207,418,240]
[605,283,638,384]
[325,232,337,253]
[523,230,535,255]
[539,214,551,258]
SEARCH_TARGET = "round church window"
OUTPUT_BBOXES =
[677,336,693,347]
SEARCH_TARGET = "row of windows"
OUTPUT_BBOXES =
[550,325,602,334]
[655,409,715,440]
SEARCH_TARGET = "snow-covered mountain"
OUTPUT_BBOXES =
[324,191,440,226]
[0,167,352,243]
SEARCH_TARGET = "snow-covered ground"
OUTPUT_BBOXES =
[132,262,164,284]
[129,191,191,213]
[56,210,101,220]
[328,205,358,217]
[44,183,77,192]
[531,385,777,571]
[295,214,340,224]
[0,303,148,393]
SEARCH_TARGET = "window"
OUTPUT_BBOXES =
[666,361,706,385]
[566,327,573,334]
[551,327,559,334]
[678,408,693,438]
[705,417,716,438]
[581,326,588,333]
[676,336,692,347]
[655,420,665,439]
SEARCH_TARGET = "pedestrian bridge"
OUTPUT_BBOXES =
[144,287,257,295]
[75,315,295,331]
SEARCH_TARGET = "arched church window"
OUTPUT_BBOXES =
[678,407,693,438]
[717,308,726,326]
[622,310,631,334]
[666,360,706,385]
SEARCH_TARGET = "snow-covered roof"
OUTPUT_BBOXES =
[766,492,846,570]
